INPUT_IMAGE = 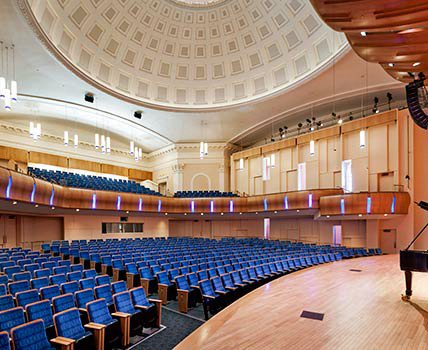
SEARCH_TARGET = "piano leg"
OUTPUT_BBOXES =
[402,270,412,301]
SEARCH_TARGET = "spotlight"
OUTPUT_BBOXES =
[388,63,395,68]
[360,32,367,37]
[338,118,343,124]
[270,137,275,142]
[134,111,142,119]
[349,112,353,121]
[413,62,421,67]
[297,123,303,128]
[418,72,425,80]
[332,112,336,118]
[283,126,288,130]
[84,93,94,103]
[316,121,322,127]
[373,97,379,114]
[408,72,415,79]
[387,93,393,110]
[312,117,316,121]
[306,119,311,124]
[279,127,283,133]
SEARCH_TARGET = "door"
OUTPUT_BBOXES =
[333,225,342,246]
[0,215,17,248]
[192,221,202,237]
[380,229,397,254]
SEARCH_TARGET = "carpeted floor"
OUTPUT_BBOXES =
[133,307,204,350]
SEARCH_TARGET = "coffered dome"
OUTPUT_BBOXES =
[20,0,347,110]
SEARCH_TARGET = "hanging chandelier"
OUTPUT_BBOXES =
[0,42,18,111]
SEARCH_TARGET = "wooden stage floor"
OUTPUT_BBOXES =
[175,254,428,350]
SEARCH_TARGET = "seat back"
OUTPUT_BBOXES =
[111,281,127,294]
[211,276,226,292]
[34,269,50,279]
[8,281,30,297]
[0,295,15,312]
[52,293,75,313]
[157,271,170,285]
[5,266,21,280]
[0,331,10,350]
[175,275,190,291]
[83,269,97,279]
[75,289,94,309]
[86,299,113,325]
[221,274,234,288]
[0,307,25,334]
[0,275,8,286]
[61,281,79,295]
[94,285,113,305]
[79,278,95,290]
[199,280,216,298]
[67,271,83,282]
[54,308,86,340]
[50,274,66,286]
[40,285,60,302]
[11,319,51,350]
[113,291,136,314]
[130,287,151,307]
[95,275,110,286]
[25,300,54,328]
[0,285,6,297]
[30,277,49,292]
[15,289,39,309]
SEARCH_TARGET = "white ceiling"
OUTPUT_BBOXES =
[0,0,405,153]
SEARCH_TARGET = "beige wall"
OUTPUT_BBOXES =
[64,215,169,241]
[182,163,220,191]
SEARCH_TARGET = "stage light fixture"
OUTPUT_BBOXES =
[84,93,94,103]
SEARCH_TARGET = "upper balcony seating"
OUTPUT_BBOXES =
[28,167,162,196]
[174,190,238,198]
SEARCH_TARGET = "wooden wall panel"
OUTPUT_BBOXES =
[297,126,340,144]
[128,169,152,181]
[33,178,53,206]
[29,152,67,168]
[68,158,101,173]
[101,164,128,177]
[52,184,65,208]
[0,167,10,200]
[341,110,397,134]
[0,146,28,163]
[10,171,34,203]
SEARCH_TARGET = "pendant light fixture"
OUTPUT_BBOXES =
[0,42,5,99]
[106,136,111,153]
[74,134,78,148]
[64,131,69,146]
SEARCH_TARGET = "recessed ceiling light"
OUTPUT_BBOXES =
[184,213,187,216]
[76,209,80,212]
[413,62,421,67]
[384,213,388,216]
[201,213,204,215]
[338,118,343,125]
[326,215,330,218]
[165,213,168,215]
[239,212,242,215]
[51,207,55,210]
[221,213,224,215]
[35,204,39,208]
[12,201,17,205]
[255,212,258,214]
[388,63,394,67]
[358,214,362,217]
[360,32,367,37]
[297,210,300,212]
[274,211,277,214]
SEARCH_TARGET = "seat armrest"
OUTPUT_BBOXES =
[235,283,245,287]
[176,289,189,294]
[112,312,131,318]
[85,322,106,350]
[148,298,162,304]
[51,336,75,349]
[135,304,149,310]
[203,294,216,299]
[215,290,227,294]
[78,308,87,313]
[158,283,169,287]
[84,322,105,330]
[226,286,237,291]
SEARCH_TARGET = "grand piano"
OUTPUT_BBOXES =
[400,201,428,301]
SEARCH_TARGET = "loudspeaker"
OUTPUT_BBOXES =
[406,79,428,129]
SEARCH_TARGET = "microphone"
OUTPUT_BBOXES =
[415,201,428,211]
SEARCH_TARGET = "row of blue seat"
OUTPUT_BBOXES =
[174,190,239,198]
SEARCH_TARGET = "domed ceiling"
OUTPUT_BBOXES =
[20,0,347,110]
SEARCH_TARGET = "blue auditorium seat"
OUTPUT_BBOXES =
[0,330,10,350]
[52,294,75,314]
[94,285,114,313]
[113,291,144,336]
[25,300,55,339]
[0,295,15,312]
[40,285,60,303]
[15,289,39,309]
[11,319,55,350]
[0,307,25,334]
[111,281,127,295]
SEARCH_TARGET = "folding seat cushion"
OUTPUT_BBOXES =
[53,308,95,350]
[130,287,160,328]
[30,277,49,292]
[0,285,7,297]
[52,294,75,314]
[40,285,60,303]
[83,269,97,279]
[0,307,25,334]
[34,269,50,279]
[8,281,30,297]
[86,299,123,348]
[0,295,15,312]
[112,281,127,295]
[0,331,10,350]
[49,274,66,286]
[11,319,54,350]
[15,289,39,309]
[26,300,55,339]
[79,278,95,290]
[61,281,79,295]
[113,291,143,336]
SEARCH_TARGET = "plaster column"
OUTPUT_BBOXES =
[218,164,225,192]
[172,163,184,193]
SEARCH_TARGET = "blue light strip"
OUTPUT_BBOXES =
[191,200,195,213]
[210,200,214,213]
[49,187,54,207]
[264,198,268,211]
[92,193,96,210]
[284,196,289,210]
[340,198,345,215]
[116,196,121,211]
[308,194,313,208]
[158,200,162,212]
[138,198,143,212]
[367,197,371,214]
[391,196,396,214]
[30,183,36,203]
[6,176,12,199]
[229,200,234,213]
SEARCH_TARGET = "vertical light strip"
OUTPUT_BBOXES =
[340,198,345,215]
[158,200,162,212]
[391,196,396,214]
[359,130,366,149]
[264,198,268,211]
[6,176,12,199]
[367,196,371,214]
[239,158,244,170]
[49,187,54,207]
[229,200,234,213]
[116,196,121,211]
[310,140,315,156]
[264,218,270,240]
[284,196,289,210]
[308,194,313,208]
[138,197,143,212]
[270,154,275,168]
[191,200,195,213]
[30,183,36,203]
[92,193,97,210]
[210,200,214,213]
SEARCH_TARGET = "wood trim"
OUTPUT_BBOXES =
[29,151,67,168]
[341,110,397,134]
[128,168,152,181]
[0,146,28,163]
[68,158,101,173]
[101,164,128,177]
[261,138,296,154]
[232,147,261,161]
[297,126,340,145]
